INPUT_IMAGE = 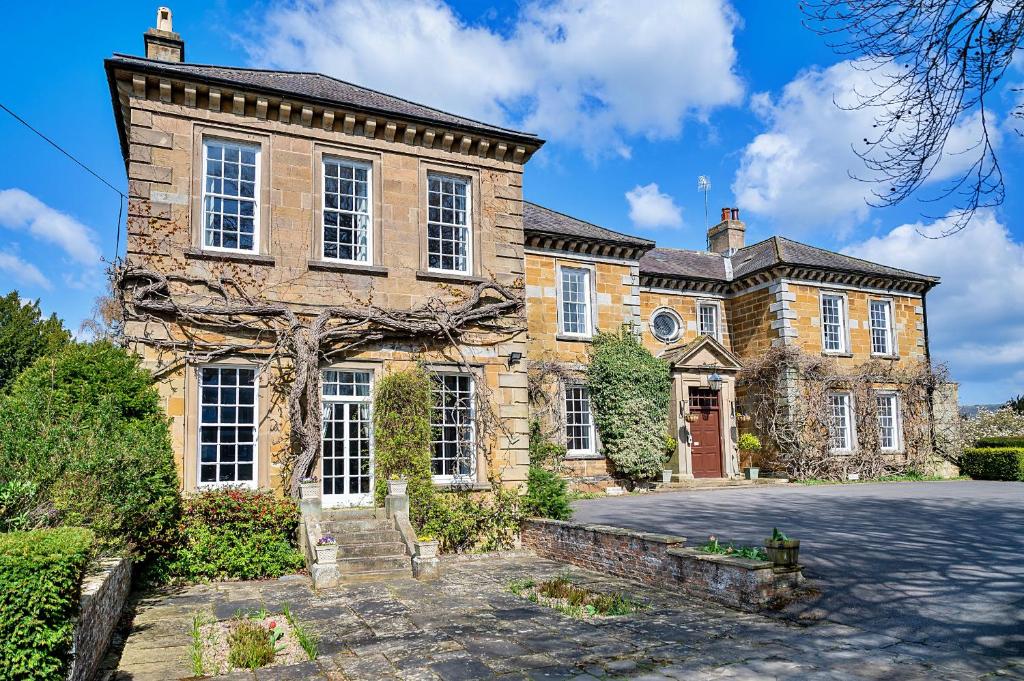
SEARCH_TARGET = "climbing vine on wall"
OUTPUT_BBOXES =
[586,327,671,482]
[739,345,948,480]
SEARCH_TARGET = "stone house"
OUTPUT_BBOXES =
[106,10,952,502]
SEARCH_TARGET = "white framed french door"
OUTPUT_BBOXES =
[321,369,373,507]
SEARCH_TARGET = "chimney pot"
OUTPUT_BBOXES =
[144,6,185,62]
[720,207,731,222]
[708,207,746,255]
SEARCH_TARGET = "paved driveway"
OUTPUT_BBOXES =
[573,481,1024,665]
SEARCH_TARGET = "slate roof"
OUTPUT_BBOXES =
[639,248,727,281]
[105,54,540,144]
[523,202,655,249]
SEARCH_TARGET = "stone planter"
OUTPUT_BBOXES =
[415,540,439,559]
[744,467,759,480]
[763,538,800,567]
[300,481,320,500]
[387,479,408,496]
[315,544,338,564]
[661,469,673,484]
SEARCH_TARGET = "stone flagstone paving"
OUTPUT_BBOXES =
[108,555,1022,680]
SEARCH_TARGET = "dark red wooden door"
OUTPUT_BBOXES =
[689,389,723,478]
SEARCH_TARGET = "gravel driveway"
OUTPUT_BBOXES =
[572,481,1024,666]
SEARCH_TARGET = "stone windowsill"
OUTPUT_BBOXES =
[556,334,594,343]
[821,351,853,359]
[415,270,487,285]
[433,481,492,492]
[870,353,900,361]
[565,452,604,461]
[307,260,389,276]
[185,247,275,266]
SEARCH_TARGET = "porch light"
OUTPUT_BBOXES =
[708,372,724,391]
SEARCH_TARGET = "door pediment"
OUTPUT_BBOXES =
[660,335,743,372]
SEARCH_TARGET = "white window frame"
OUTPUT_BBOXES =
[697,302,721,341]
[650,307,682,344]
[827,392,855,453]
[875,391,903,452]
[869,299,895,357]
[564,384,596,456]
[426,173,472,274]
[820,293,848,354]
[201,138,261,254]
[320,369,375,506]
[321,157,373,265]
[196,364,258,489]
[557,264,594,338]
[430,373,476,483]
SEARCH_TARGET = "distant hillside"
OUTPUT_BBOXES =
[960,404,1003,418]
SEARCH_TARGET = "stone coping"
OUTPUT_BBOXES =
[307,260,389,276]
[667,546,774,570]
[526,517,687,546]
[184,247,276,266]
[438,549,534,565]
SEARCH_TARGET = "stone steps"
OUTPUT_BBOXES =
[338,541,408,558]
[337,554,410,574]
[655,477,790,492]
[319,509,412,582]
[332,529,405,544]
[321,507,385,522]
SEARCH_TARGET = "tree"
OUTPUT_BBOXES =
[0,291,70,391]
[802,0,1023,234]
[1006,394,1024,414]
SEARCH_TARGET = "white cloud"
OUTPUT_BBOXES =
[843,210,1024,403]
[248,0,744,157]
[0,189,101,266]
[625,183,683,229]
[733,60,1000,233]
[0,251,51,290]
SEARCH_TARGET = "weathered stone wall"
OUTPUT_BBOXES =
[638,290,731,353]
[725,286,776,359]
[522,518,803,611]
[68,557,132,681]
[117,74,532,492]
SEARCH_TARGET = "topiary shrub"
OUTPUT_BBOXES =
[0,527,94,681]
[0,341,179,560]
[586,327,671,482]
[959,448,1024,481]
[157,489,304,582]
[975,436,1024,449]
[372,366,435,528]
[522,466,572,520]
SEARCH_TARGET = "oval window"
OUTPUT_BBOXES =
[651,309,680,343]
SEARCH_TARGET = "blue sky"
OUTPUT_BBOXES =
[1,0,1022,404]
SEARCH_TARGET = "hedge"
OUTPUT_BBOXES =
[960,448,1024,481]
[975,436,1024,449]
[0,527,94,681]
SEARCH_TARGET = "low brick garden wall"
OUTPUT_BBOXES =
[522,519,803,611]
[68,556,132,681]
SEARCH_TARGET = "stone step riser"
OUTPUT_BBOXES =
[337,555,410,574]
[322,519,395,533]
[337,542,408,558]
[337,568,413,583]
[321,508,385,521]
[333,530,404,544]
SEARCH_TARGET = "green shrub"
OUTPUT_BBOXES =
[959,448,1024,481]
[737,433,762,452]
[372,367,435,527]
[227,619,275,670]
[0,527,94,681]
[421,488,524,553]
[0,291,71,392]
[529,419,566,468]
[975,436,1024,449]
[157,489,304,582]
[522,466,572,520]
[587,327,671,482]
[0,342,179,560]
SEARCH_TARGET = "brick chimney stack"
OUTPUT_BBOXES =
[144,7,184,62]
[708,207,745,256]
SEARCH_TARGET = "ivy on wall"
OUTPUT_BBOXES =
[586,327,671,482]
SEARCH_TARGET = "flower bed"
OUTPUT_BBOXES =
[508,574,645,619]
[189,606,317,676]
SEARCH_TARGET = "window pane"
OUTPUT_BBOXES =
[430,374,474,478]
[427,174,470,272]
[877,394,898,450]
[699,304,718,338]
[323,159,371,263]
[198,366,257,484]
[828,393,851,451]
[822,295,845,352]
[321,371,373,498]
[565,386,593,453]
[560,268,590,335]
[203,140,258,252]
[870,300,892,355]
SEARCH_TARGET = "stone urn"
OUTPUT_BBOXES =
[315,544,338,564]
[387,478,408,496]
[415,539,440,559]
[763,538,800,567]
[300,480,320,500]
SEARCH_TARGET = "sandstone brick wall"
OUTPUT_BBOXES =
[787,283,927,363]
[638,291,731,353]
[726,287,775,359]
[68,557,132,681]
[118,76,532,492]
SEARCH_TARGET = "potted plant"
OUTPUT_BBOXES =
[684,411,699,423]
[299,475,320,500]
[737,433,761,480]
[415,533,439,559]
[661,436,677,483]
[315,534,338,564]
[763,527,800,567]
[387,477,408,497]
